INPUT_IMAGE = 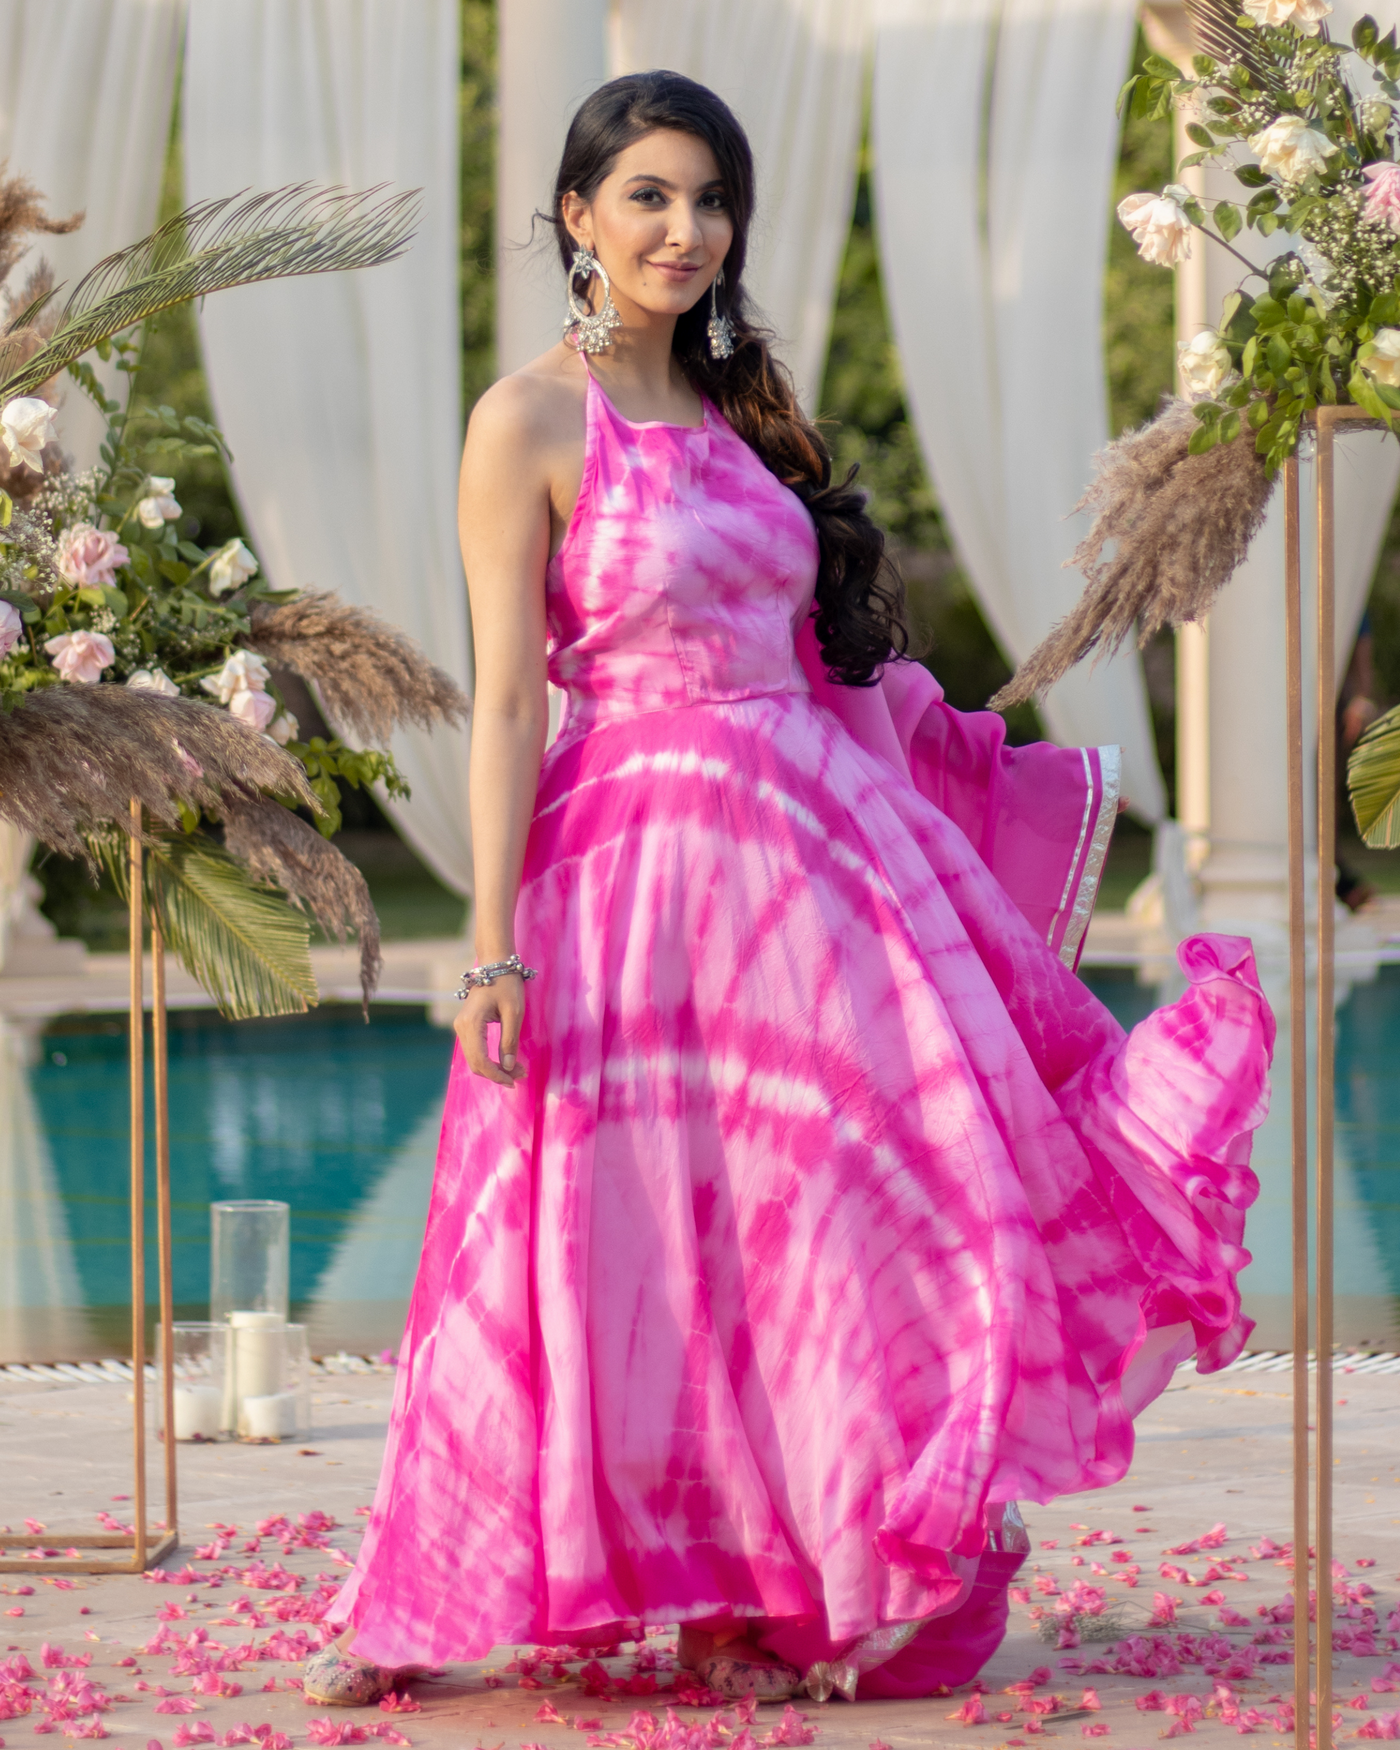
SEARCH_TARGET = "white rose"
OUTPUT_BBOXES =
[0,396,56,474]
[137,478,182,529]
[208,538,259,597]
[1178,329,1233,399]
[267,711,299,746]
[228,686,277,732]
[126,667,180,697]
[1241,0,1331,31]
[200,648,271,705]
[1364,326,1400,387]
[1117,191,1193,266]
[1248,115,1336,182]
[0,599,21,658]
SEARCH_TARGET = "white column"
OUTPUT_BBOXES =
[496,0,609,375]
[1141,6,1211,868]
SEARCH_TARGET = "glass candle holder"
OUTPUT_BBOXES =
[157,1321,226,1442]
[225,1316,311,1442]
[210,1199,290,1326]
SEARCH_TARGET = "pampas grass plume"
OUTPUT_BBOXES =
[245,592,469,744]
[0,686,316,859]
[991,400,1275,710]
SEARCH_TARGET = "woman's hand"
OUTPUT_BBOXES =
[455,973,528,1088]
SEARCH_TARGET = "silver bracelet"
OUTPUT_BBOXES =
[456,953,539,1000]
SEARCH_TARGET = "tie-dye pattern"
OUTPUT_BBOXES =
[333,376,1272,1674]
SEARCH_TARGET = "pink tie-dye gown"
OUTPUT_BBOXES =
[334,375,1272,1690]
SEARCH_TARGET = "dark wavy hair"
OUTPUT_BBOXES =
[549,70,908,687]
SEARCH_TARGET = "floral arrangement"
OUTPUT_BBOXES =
[0,174,468,1017]
[990,0,1400,845]
[0,366,407,830]
[1116,0,1400,470]
[990,0,1400,716]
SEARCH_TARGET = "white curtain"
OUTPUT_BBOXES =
[612,0,869,409]
[0,0,184,949]
[873,0,1167,822]
[183,0,472,896]
[0,0,186,468]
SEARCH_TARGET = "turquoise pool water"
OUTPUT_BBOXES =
[3,968,1397,1363]
[3,1006,452,1363]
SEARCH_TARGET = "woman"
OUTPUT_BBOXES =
[313,71,1272,1706]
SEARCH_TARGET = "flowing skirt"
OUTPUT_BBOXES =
[333,689,1272,1677]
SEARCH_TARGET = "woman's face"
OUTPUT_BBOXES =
[563,129,734,326]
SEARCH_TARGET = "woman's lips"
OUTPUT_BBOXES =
[648,260,701,282]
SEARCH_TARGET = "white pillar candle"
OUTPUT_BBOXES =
[240,1390,300,1441]
[224,1310,285,1433]
[172,1385,223,1441]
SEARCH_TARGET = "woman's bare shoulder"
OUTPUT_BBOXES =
[467,345,587,454]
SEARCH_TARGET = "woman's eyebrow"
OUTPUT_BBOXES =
[621,173,725,191]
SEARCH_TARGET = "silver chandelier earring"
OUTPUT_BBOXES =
[707,268,736,361]
[564,246,621,354]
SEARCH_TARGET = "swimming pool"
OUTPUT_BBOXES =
[2,967,1397,1363]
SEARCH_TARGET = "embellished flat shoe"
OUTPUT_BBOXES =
[693,1651,802,1701]
[302,1646,401,1707]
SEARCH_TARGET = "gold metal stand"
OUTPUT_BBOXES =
[1286,405,1370,1750]
[0,798,178,1573]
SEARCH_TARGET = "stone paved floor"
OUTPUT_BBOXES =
[1,1364,1398,1750]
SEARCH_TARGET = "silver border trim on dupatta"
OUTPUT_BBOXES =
[1056,745,1120,969]
[1049,748,1096,949]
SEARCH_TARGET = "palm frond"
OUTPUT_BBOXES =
[99,829,318,1020]
[222,797,382,1016]
[1184,0,1293,92]
[1348,704,1400,847]
[0,184,419,401]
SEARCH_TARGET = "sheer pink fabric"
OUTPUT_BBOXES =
[333,376,1272,1680]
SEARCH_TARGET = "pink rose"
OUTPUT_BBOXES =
[44,629,115,684]
[1364,162,1400,230]
[227,686,277,732]
[0,599,21,658]
[56,523,130,589]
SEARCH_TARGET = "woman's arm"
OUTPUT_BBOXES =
[454,377,556,1088]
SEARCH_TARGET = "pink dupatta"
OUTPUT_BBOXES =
[796,621,1120,971]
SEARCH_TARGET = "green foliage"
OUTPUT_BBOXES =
[1116,7,1400,470]
[1106,33,1175,436]
[97,830,316,1019]
[461,0,496,418]
[1348,700,1400,843]
[291,737,411,838]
